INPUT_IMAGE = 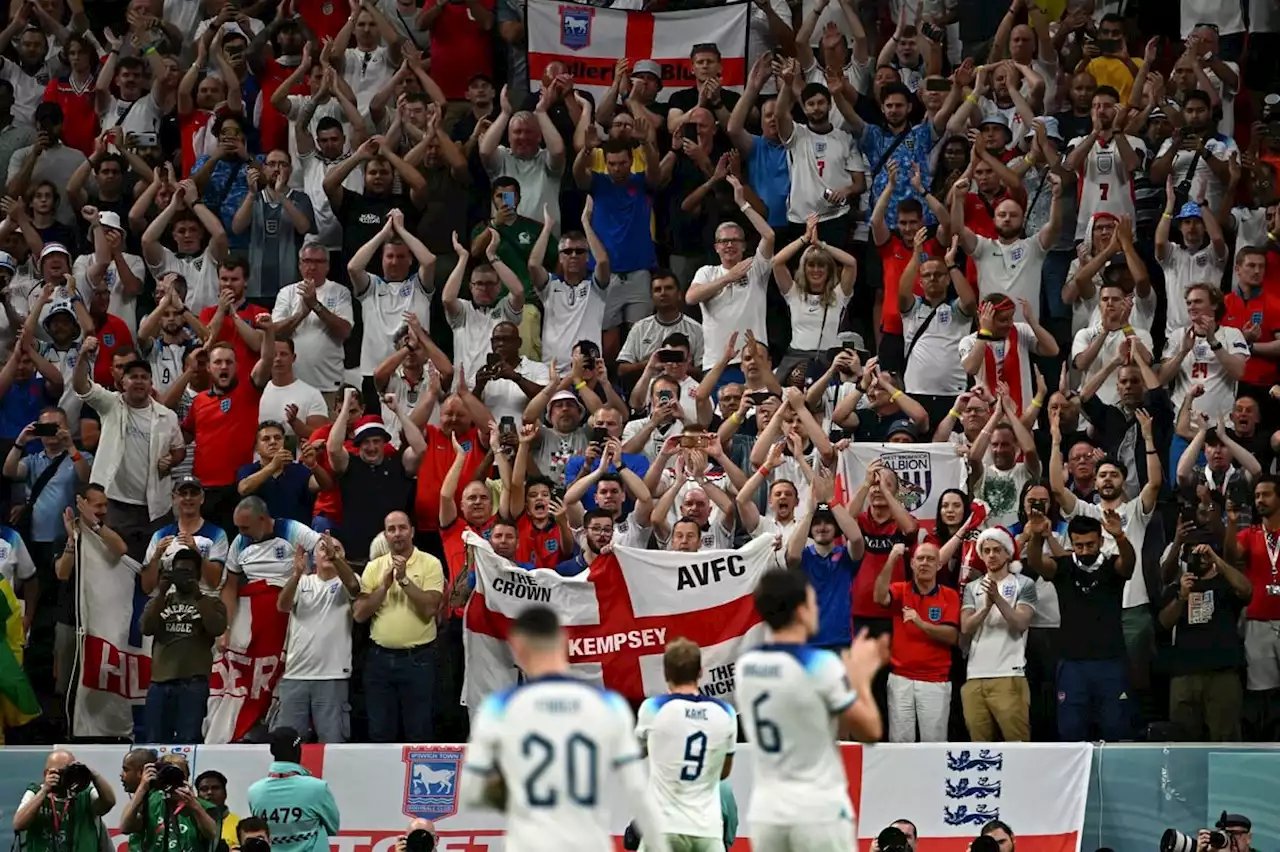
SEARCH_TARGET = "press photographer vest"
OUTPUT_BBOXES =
[18,784,102,852]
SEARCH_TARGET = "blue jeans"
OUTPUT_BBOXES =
[312,515,339,535]
[1056,657,1130,742]
[364,642,436,742]
[145,676,209,744]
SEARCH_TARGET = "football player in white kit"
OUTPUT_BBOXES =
[635,638,737,852]
[736,568,891,852]
[461,606,672,852]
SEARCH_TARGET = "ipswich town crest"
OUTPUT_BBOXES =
[402,745,465,820]
[560,5,594,50]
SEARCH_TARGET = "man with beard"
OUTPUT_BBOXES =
[72,337,184,561]
[960,526,1037,742]
[199,260,268,389]
[564,440,654,550]
[1079,347,1172,497]
[554,509,613,577]
[1070,280,1155,406]
[323,135,428,276]
[143,476,229,596]
[786,468,865,651]
[1050,407,1162,677]
[1064,87,1145,239]
[1159,284,1249,422]
[1227,476,1280,738]
[1025,510,1134,741]
[775,58,865,245]
[142,179,230,314]
[1155,189,1229,334]
[736,441,802,558]
[966,394,1040,528]
[181,319,274,533]
[899,238,977,425]
[479,85,566,234]
[951,163,1063,323]
[136,282,206,400]
[959,295,1058,420]
[874,540,960,742]
[1158,517,1251,741]
[1150,90,1236,216]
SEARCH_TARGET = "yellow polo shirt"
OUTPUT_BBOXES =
[1086,57,1144,103]
[361,549,446,649]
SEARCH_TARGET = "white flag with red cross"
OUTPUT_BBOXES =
[462,531,774,711]
[526,0,748,104]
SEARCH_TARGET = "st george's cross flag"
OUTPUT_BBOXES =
[462,532,774,711]
[525,0,748,103]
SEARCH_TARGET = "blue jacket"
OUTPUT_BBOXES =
[246,762,340,852]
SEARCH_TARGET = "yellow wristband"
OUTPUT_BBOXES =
[1023,154,1034,164]
[1122,325,1134,334]
[890,390,903,402]
[1031,398,1044,408]
[573,380,586,391]
[948,408,961,419]
[729,412,742,425]
[1162,212,1173,220]
[965,94,978,104]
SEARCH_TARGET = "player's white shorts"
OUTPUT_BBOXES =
[750,819,856,852]
[642,835,722,852]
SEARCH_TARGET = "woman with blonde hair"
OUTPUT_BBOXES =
[772,212,857,380]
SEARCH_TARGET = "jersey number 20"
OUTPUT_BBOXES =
[522,732,599,807]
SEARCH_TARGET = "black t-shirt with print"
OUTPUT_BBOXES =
[1160,571,1246,675]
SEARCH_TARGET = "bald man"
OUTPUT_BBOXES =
[14,750,116,844]
[397,819,437,852]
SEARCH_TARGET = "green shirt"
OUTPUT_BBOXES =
[472,216,558,303]
[134,791,217,852]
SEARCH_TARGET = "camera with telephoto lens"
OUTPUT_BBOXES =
[55,762,92,796]
[241,838,271,852]
[878,826,911,852]
[404,829,435,852]
[155,762,187,793]
[1161,828,1228,852]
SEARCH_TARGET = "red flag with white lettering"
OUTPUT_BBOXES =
[206,581,289,743]
[462,533,773,709]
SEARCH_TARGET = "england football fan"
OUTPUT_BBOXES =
[635,638,736,852]
[222,496,322,642]
[247,727,340,852]
[1159,283,1249,421]
[1062,86,1145,239]
[1227,475,1280,729]
[1154,186,1229,334]
[736,568,889,852]
[873,542,961,742]
[461,606,672,852]
[563,439,655,550]
[786,468,866,651]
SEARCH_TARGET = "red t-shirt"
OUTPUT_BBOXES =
[517,514,565,570]
[1236,525,1280,621]
[293,0,349,40]
[180,110,216,176]
[43,78,97,157]
[259,57,308,154]
[414,425,487,531]
[963,187,1028,241]
[887,580,960,681]
[443,515,496,618]
[428,0,495,100]
[92,314,135,389]
[182,380,264,486]
[1223,289,1280,387]
[852,510,910,619]
[877,235,938,335]
[199,302,270,388]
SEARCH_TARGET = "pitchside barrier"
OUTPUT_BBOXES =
[0,743,1276,852]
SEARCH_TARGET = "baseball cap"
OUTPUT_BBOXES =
[268,726,304,761]
[979,113,1011,132]
[41,301,74,326]
[812,502,838,524]
[97,211,125,232]
[40,242,70,261]
[886,418,919,440]
[0,251,17,273]
[174,475,204,493]
[352,416,392,442]
[632,59,662,79]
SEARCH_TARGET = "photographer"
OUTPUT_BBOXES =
[140,548,228,743]
[119,756,218,852]
[13,750,116,852]
[396,820,436,852]
[1157,519,1252,741]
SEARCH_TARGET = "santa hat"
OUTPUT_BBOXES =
[977,526,1017,560]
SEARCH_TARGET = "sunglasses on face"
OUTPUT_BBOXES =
[560,247,588,255]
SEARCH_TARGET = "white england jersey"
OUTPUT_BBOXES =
[462,676,654,852]
[1069,135,1146,240]
[635,693,737,839]
[735,644,858,828]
